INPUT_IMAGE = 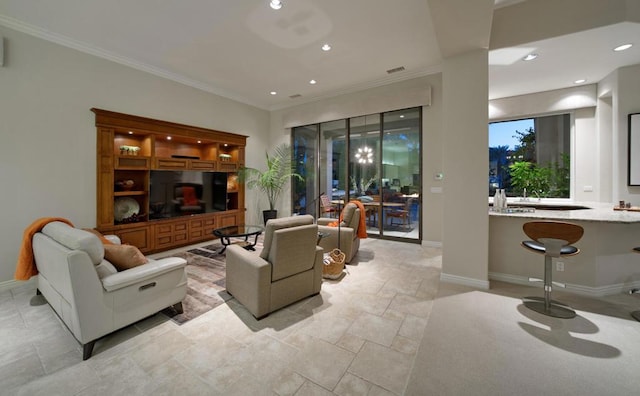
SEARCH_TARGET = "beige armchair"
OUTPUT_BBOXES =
[226,215,323,319]
[32,222,187,359]
[317,202,362,264]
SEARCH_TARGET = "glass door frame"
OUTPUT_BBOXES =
[291,107,422,243]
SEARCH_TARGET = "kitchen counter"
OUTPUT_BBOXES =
[488,201,640,295]
[489,201,640,223]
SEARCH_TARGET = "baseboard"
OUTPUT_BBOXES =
[0,278,35,293]
[421,240,442,248]
[488,272,531,287]
[440,273,490,290]
[489,271,640,297]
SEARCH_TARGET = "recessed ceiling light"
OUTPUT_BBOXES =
[321,44,331,51]
[270,91,277,95]
[128,131,133,135]
[269,0,282,10]
[197,140,201,144]
[614,43,633,52]
[166,136,172,140]
[574,79,587,84]
[399,115,405,118]
[523,53,538,61]
[309,79,317,85]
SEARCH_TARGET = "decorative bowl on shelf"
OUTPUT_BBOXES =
[115,179,135,191]
[114,197,140,222]
[119,145,141,156]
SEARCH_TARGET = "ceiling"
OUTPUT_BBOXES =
[1,0,639,110]
[489,21,640,100]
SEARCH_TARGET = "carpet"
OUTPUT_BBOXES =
[160,241,254,325]
[406,286,640,395]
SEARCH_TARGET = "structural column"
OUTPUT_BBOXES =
[441,49,490,288]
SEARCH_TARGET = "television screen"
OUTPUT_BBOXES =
[149,170,227,220]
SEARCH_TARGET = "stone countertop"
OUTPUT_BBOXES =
[488,201,640,223]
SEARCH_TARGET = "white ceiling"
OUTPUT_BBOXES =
[489,21,640,100]
[1,0,639,110]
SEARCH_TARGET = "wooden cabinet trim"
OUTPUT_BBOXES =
[92,108,248,144]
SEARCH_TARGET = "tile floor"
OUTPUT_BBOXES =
[1,238,442,395]
[5,238,639,395]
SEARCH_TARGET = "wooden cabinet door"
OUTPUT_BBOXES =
[190,216,217,242]
[154,220,188,250]
[115,227,151,252]
[219,213,237,228]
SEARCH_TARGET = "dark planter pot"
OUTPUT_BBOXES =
[263,210,278,225]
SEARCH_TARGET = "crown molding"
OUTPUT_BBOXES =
[268,65,441,112]
[0,15,268,110]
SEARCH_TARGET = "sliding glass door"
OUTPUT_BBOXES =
[349,114,382,235]
[320,120,347,218]
[291,107,422,242]
[380,108,421,239]
[292,125,318,217]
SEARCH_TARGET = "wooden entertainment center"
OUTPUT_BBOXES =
[93,108,247,253]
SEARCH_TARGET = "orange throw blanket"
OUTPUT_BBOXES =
[14,217,73,280]
[328,200,368,239]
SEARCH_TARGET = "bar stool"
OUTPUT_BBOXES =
[629,247,640,322]
[521,221,584,318]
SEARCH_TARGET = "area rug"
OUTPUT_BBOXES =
[160,239,262,325]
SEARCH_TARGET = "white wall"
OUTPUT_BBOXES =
[596,74,615,203]
[0,26,270,285]
[440,49,490,289]
[616,64,640,203]
[422,75,444,244]
[594,64,640,205]
[573,107,598,201]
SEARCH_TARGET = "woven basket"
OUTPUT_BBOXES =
[322,248,345,279]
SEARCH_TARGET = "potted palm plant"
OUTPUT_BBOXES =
[239,143,303,224]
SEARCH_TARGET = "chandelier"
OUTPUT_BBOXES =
[270,0,283,10]
[355,146,373,164]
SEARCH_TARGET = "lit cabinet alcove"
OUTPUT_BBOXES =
[93,108,247,253]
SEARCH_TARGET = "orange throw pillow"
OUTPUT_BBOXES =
[104,244,148,271]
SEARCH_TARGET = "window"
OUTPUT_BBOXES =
[489,113,571,198]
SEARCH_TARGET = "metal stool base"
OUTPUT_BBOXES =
[523,296,576,319]
[631,310,640,322]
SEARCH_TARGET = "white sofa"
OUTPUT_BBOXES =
[32,221,187,359]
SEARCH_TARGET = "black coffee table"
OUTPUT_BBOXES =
[213,225,264,254]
